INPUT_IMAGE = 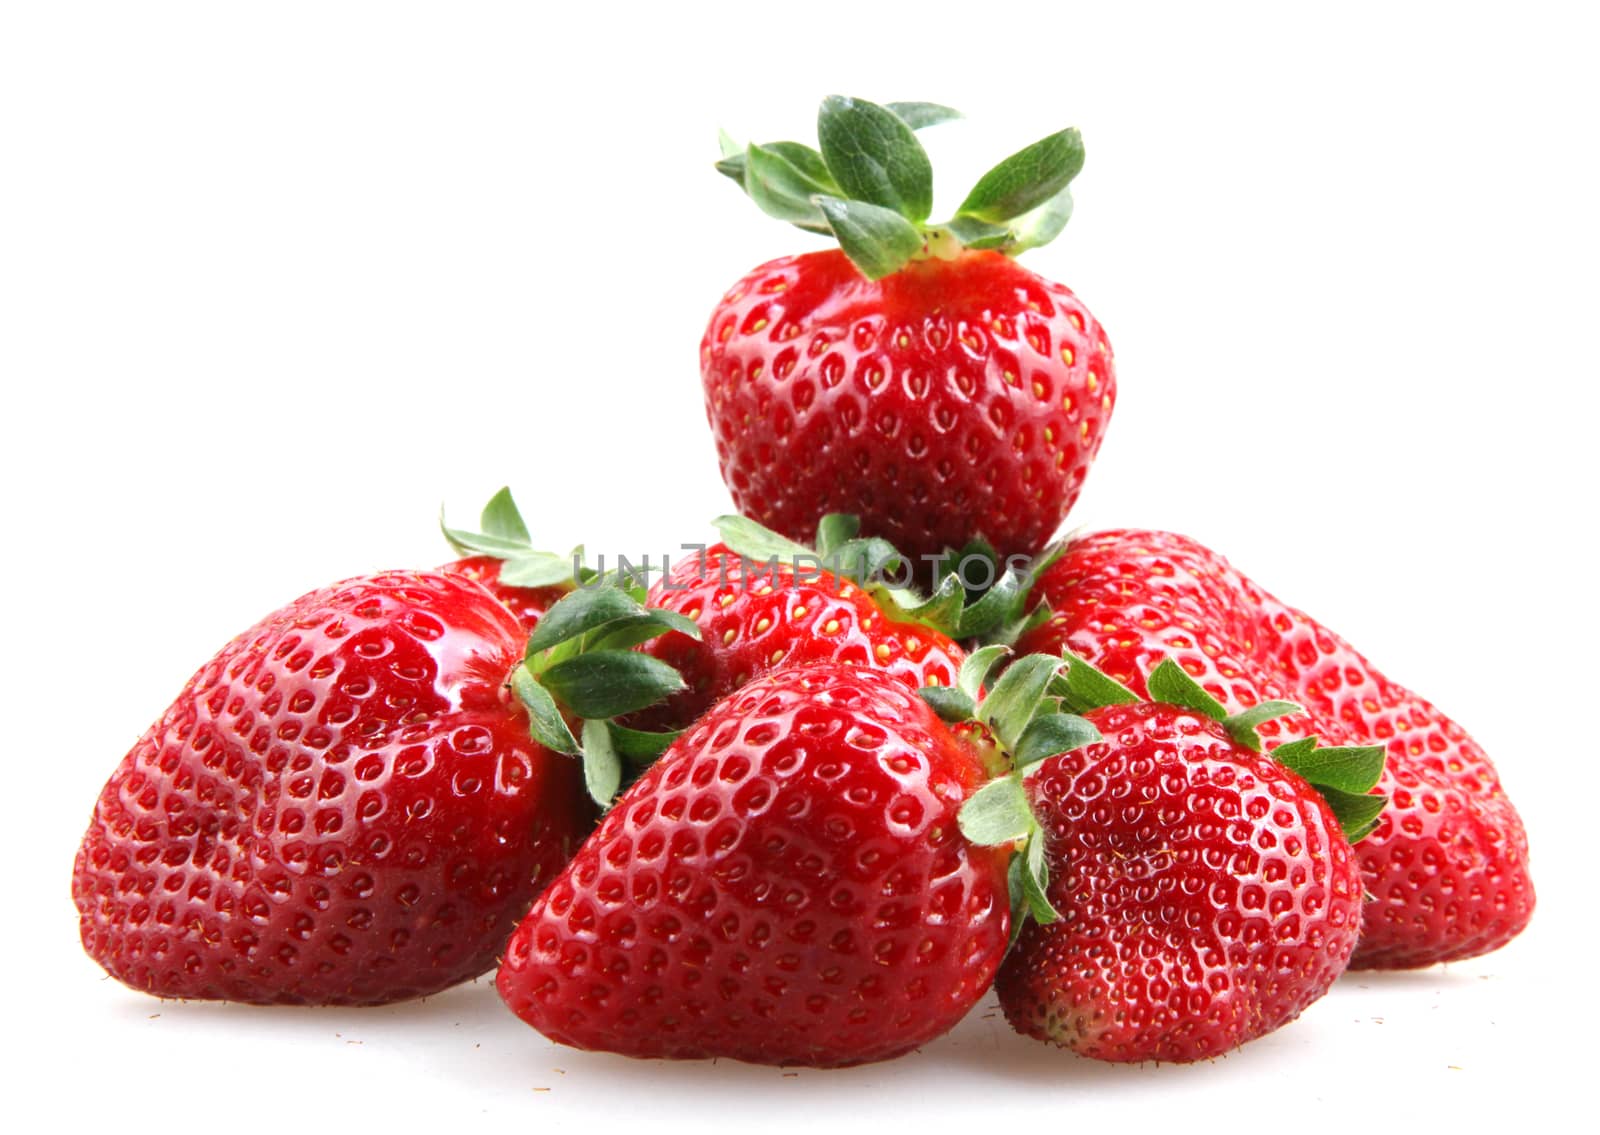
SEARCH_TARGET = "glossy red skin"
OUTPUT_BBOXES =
[73,571,593,1006]
[633,542,965,731]
[497,664,1011,1067]
[440,556,564,638]
[1015,530,1535,969]
[998,702,1362,1063]
[701,249,1115,564]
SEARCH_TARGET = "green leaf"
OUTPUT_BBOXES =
[585,608,704,653]
[1006,184,1074,254]
[815,196,925,281]
[957,645,1010,701]
[1020,830,1060,923]
[814,513,860,558]
[958,775,1033,846]
[496,552,582,589]
[1273,739,1388,795]
[871,572,965,637]
[885,101,961,130]
[1223,699,1303,753]
[979,653,1061,752]
[717,128,742,159]
[745,142,837,233]
[919,686,977,724]
[523,587,647,660]
[954,567,1026,638]
[510,667,579,755]
[540,652,687,720]
[712,514,815,563]
[958,128,1084,224]
[816,94,934,223]
[1014,713,1101,771]
[477,486,530,543]
[715,151,746,183]
[605,721,683,765]
[829,536,905,583]
[1055,654,1141,713]
[1146,659,1227,723]
[944,215,1014,251]
[581,718,622,808]
[1317,786,1389,844]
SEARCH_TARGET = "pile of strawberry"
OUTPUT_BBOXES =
[73,97,1534,1068]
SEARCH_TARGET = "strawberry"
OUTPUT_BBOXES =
[957,654,1376,1063]
[495,663,1012,1067]
[706,97,1114,565]
[630,515,969,732]
[1009,529,1535,969]
[74,557,698,1004]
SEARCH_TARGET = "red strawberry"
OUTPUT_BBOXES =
[496,663,1011,1067]
[442,556,563,636]
[632,516,967,731]
[706,97,1114,564]
[972,656,1371,1062]
[1011,529,1535,969]
[74,565,694,1004]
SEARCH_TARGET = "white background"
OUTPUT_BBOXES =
[3,2,1595,1130]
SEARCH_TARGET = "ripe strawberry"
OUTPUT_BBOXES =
[1011,529,1535,969]
[706,97,1114,564]
[74,566,695,1005]
[496,663,1011,1067]
[965,656,1373,1063]
[631,515,968,731]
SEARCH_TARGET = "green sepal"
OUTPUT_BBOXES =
[1316,785,1389,844]
[510,665,580,756]
[585,608,704,653]
[1014,712,1101,771]
[919,686,977,724]
[869,571,966,637]
[814,513,860,557]
[539,652,687,721]
[885,101,961,130]
[440,487,585,589]
[1020,829,1060,923]
[580,718,622,807]
[1272,737,1388,795]
[744,142,838,234]
[979,653,1061,752]
[958,128,1085,225]
[1223,699,1303,753]
[1053,654,1141,713]
[944,215,1015,250]
[1146,659,1228,723]
[957,644,1010,701]
[815,195,925,281]
[1006,185,1075,254]
[712,514,815,564]
[605,722,683,765]
[523,587,651,661]
[958,774,1033,846]
[816,94,934,223]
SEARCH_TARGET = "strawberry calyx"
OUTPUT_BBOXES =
[712,512,1051,641]
[441,486,593,590]
[716,95,1085,280]
[508,586,701,808]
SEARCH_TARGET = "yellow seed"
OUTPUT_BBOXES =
[1061,345,1075,366]
[823,619,840,634]
[757,585,773,596]
[1004,371,1018,386]
[1044,426,1055,444]
[926,674,942,687]
[770,649,785,664]
[719,594,735,608]
[1062,394,1076,414]
[722,629,737,645]
[1102,394,1112,412]
[750,318,768,332]
[1080,421,1090,439]
[1069,313,1084,330]
[686,607,702,619]
[755,618,771,633]
[1033,382,1045,398]
[792,605,807,619]
[1086,371,1099,393]
[875,644,892,661]
[906,638,922,653]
